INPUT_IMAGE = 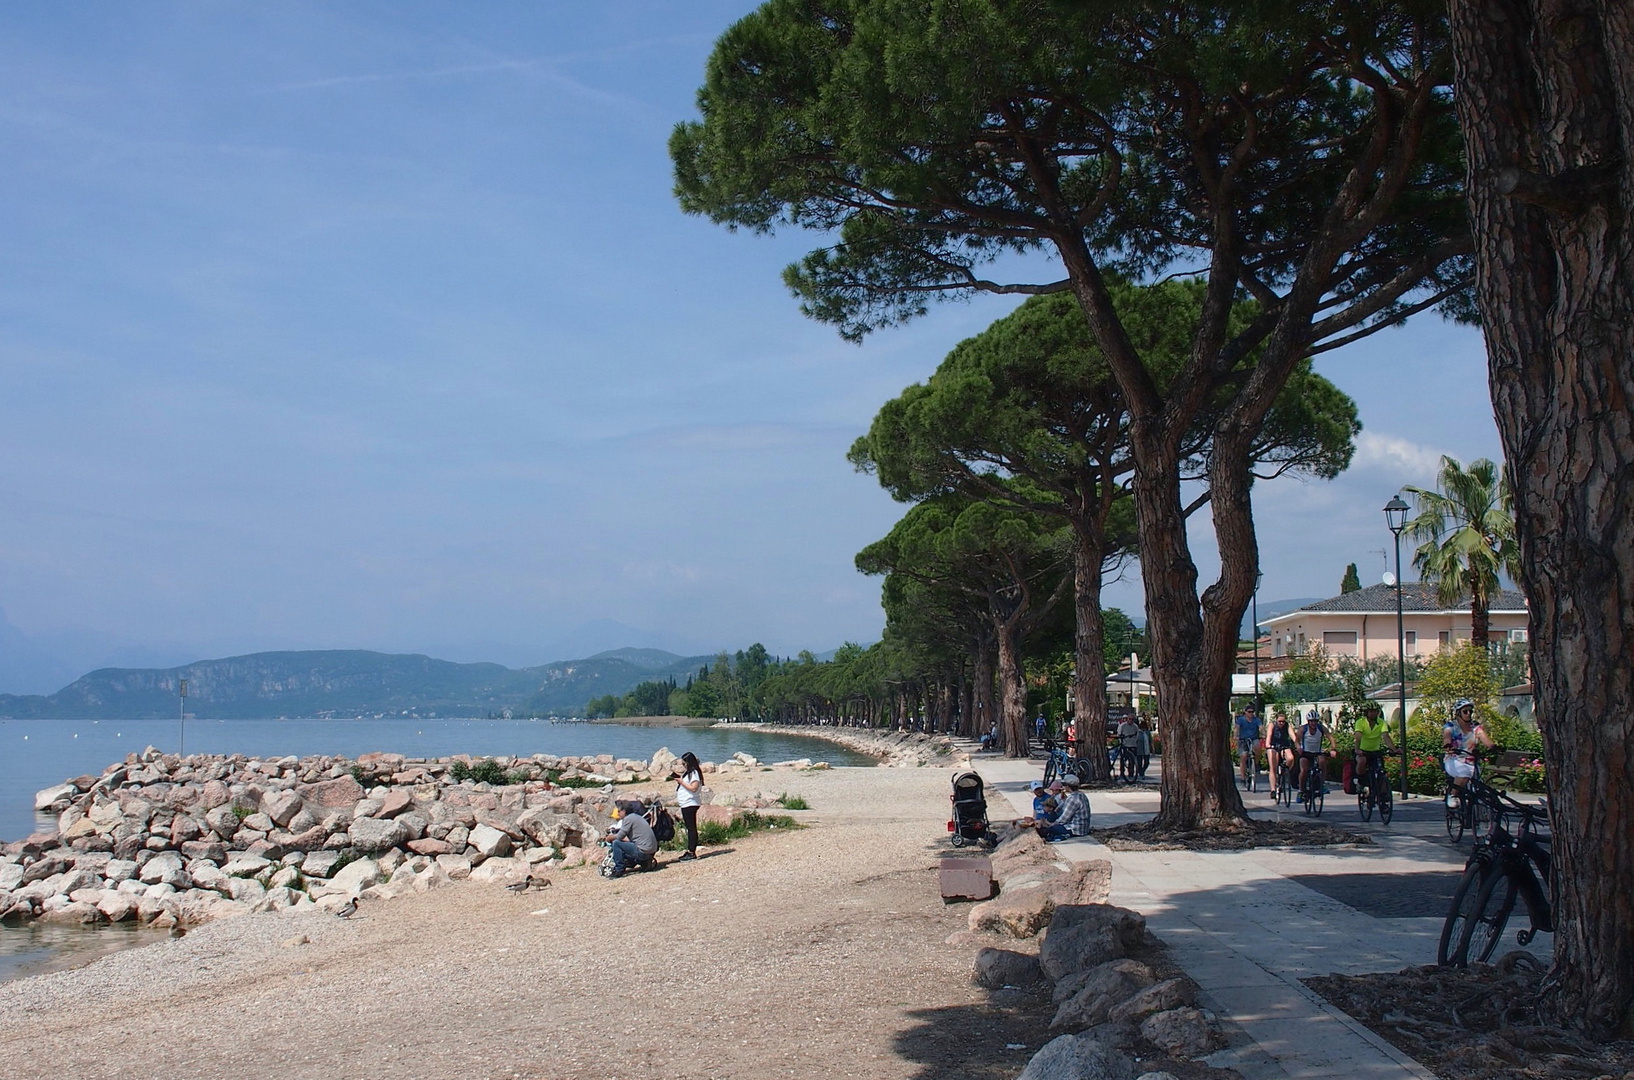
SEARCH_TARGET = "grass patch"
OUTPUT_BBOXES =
[775,792,810,810]
[660,811,802,850]
[542,769,609,789]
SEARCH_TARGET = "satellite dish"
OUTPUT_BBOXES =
[1382,571,1397,587]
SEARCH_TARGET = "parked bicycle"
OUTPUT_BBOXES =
[1356,752,1393,824]
[1438,788,1553,967]
[1040,739,1090,786]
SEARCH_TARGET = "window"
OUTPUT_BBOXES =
[1404,630,1417,655]
[1509,627,1529,644]
[1322,631,1358,655]
[1439,631,1451,647]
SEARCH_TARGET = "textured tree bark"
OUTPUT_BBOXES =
[995,614,1031,758]
[972,638,995,747]
[1449,0,1634,1037]
[1073,532,1114,780]
[1128,426,1247,828]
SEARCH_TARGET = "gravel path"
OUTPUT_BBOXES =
[0,764,1053,1080]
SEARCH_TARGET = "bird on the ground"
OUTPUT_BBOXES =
[334,898,358,918]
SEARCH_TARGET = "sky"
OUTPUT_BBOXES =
[0,3,1503,694]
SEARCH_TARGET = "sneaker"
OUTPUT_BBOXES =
[677,851,697,862]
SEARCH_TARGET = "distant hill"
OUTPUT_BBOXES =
[0,648,713,720]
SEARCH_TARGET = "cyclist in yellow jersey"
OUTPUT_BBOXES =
[1353,702,1395,786]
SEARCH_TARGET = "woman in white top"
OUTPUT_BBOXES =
[674,751,704,861]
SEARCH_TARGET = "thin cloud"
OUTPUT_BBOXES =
[1352,432,1448,481]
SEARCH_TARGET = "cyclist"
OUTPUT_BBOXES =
[1234,702,1263,788]
[1443,698,1493,789]
[1352,702,1395,797]
[1296,708,1334,801]
[1115,715,1141,778]
[1267,710,1297,795]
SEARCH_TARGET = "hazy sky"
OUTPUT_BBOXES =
[0,3,1501,690]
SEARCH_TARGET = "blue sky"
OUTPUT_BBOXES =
[0,4,1501,693]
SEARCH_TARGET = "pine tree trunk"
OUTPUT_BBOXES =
[1073,529,1114,779]
[972,638,995,745]
[1449,0,1634,1037]
[1131,427,1247,829]
[995,615,1031,758]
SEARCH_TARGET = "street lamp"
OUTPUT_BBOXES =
[1251,572,1263,712]
[1384,495,1411,798]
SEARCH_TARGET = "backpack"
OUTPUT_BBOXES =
[647,804,676,843]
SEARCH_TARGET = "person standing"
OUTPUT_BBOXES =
[1035,714,1047,740]
[1135,718,1152,779]
[674,751,704,861]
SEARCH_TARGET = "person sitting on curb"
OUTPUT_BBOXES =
[1039,779,1090,842]
[603,801,659,878]
[1029,781,1052,820]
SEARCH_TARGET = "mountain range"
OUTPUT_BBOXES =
[0,646,717,720]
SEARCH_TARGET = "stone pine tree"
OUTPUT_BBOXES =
[1340,564,1362,594]
[856,495,1071,757]
[673,0,1469,828]
[1446,0,1634,1036]
[850,283,1358,779]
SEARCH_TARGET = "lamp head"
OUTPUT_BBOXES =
[1383,494,1409,534]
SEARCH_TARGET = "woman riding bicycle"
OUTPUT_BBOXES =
[1267,711,1296,795]
[1353,702,1395,793]
[1296,709,1334,801]
[1443,698,1493,789]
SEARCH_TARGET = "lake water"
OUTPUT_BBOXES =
[1,715,874,843]
[0,715,872,983]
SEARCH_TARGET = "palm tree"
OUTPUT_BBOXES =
[1403,456,1523,648]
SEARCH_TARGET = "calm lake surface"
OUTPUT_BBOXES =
[0,716,871,983]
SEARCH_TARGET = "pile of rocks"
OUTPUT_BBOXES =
[3,744,824,929]
[737,723,960,767]
[955,827,1227,1079]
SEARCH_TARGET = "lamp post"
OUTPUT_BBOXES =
[1251,572,1263,712]
[178,677,188,758]
[1384,495,1411,798]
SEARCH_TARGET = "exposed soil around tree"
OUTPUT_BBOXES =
[1306,952,1634,1080]
[1091,819,1373,851]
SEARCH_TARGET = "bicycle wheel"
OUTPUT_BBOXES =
[1278,767,1293,808]
[1460,867,1520,965]
[1472,793,1494,840]
[1439,858,1491,966]
[1377,782,1393,825]
[1446,789,1466,843]
[1313,781,1325,816]
[1043,755,1058,786]
[1358,782,1372,822]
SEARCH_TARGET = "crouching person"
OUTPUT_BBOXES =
[1039,777,1091,843]
[602,802,659,878]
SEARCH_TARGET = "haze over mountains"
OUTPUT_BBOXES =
[0,647,719,720]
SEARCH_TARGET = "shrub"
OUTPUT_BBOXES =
[775,793,810,810]
[231,802,254,821]
[666,811,801,849]
[450,758,520,785]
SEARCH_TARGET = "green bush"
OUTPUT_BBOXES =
[664,811,801,850]
[776,793,811,810]
[450,758,520,786]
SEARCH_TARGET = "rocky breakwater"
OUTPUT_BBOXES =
[953,826,1228,1080]
[735,724,961,768]
[4,744,828,930]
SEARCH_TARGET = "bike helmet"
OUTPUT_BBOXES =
[1453,697,1474,712]
[1306,709,1320,722]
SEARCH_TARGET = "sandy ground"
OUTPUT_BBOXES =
[0,765,1054,1080]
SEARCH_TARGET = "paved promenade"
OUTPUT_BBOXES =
[973,752,1553,1080]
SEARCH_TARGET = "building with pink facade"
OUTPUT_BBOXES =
[1262,582,1529,661]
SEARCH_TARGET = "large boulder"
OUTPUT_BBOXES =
[1106,978,1198,1025]
[1139,1008,1223,1058]
[296,774,365,808]
[1050,959,1159,1031]
[260,790,304,828]
[1049,860,1113,907]
[1039,905,1149,982]
[967,886,1055,939]
[515,808,582,850]
[139,852,188,888]
[973,948,1044,989]
[320,857,383,897]
[349,816,408,855]
[34,784,77,812]
[203,805,241,839]
[376,789,413,819]
[467,824,512,860]
[1017,1032,1134,1080]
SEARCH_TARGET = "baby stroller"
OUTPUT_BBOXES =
[948,770,997,848]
